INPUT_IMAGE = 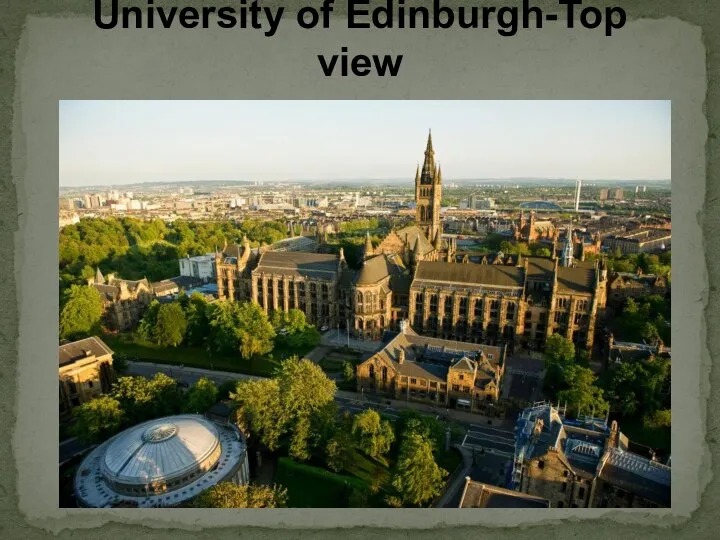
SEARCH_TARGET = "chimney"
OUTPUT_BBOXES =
[398,349,405,364]
[399,319,408,334]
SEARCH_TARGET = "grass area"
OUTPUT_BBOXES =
[617,416,671,455]
[103,332,283,377]
[318,349,362,373]
[275,457,372,508]
[345,450,393,499]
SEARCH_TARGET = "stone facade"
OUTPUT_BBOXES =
[512,404,670,508]
[59,336,116,421]
[213,133,607,352]
[89,270,154,331]
[355,323,506,412]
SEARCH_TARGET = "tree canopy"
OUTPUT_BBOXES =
[71,395,124,443]
[192,482,288,508]
[183,377,219,414]
[59,285,104,340]
[352,409,395,459]
[154,303,188,347]
[390,432,448,507]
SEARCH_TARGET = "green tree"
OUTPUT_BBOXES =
[557,365,609,417]
[644,409,671,429]
[352,409,395,459]
[542,334,577,398]
[391,432,448,507]
[232,378,284,451]
[71,395,124,443]
[137,300,161,342]
[395,410,446,454]
[59,285,104,340]
[184,293,210,347]
[154,303,188,347]
[325,430,354,473]
[342,361,355,383]
[534,247,552,258]
[184,377,219,414]
[544,334,576,365]
[192,482,288,508]
[276,357,337,461]
[207,300,243,355]
[236,302,275,360]
[111,373,182,424]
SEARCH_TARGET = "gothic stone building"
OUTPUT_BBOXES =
[512,404,670,508]
[356,323,506,411]
[89,269,154,331]
[214,132,607,351]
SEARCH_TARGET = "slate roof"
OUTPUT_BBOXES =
[367,326,503,383]
[252,251,339,280]
[395,225,436,257]
[151,280,180,294]
[598,447,671,506]
[459,479,550,508]
[413,261,524,288]
[93,277,152,300]
[59,336,113,366]
[355,253,406,286]
[557,267,595,294]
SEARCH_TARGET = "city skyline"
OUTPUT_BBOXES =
[60,100,671,187]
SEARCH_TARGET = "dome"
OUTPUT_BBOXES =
[74,414,250,508]
[101,416,221,492]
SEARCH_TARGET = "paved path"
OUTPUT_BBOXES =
[304,345,332,363]
[436,445,474,508]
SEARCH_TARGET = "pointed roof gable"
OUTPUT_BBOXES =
[451,356,477,372]
[95,268,105,284]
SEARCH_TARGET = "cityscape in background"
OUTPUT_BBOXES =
[58,105,671,510]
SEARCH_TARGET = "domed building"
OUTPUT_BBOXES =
[74,414,249,508]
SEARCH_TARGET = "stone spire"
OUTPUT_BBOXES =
[561,226,574,267]
[95,267,105,285]
[363,231,374,261]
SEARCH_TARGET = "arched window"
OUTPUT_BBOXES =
[369,365,375,379]
[382,367,388,382]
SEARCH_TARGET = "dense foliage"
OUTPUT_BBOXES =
[192,482,288,508]
[72,374,220,443]
[59,217,293,292]
[59,285,104,340]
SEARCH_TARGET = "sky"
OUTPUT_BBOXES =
[59,100,671,187]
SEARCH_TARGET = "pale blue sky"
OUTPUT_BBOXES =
[59,100,671,186]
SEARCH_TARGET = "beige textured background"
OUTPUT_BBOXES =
[0,2,716,538]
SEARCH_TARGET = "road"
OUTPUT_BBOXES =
[125,361,520,443]
[461,423,517,457]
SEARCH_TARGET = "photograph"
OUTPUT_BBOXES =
[57,100,671,510]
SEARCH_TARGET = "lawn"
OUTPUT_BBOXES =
[275,457,372,508]
[318,349,363,373]
[103,332,282,377]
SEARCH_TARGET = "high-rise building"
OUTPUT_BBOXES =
[614,188,624,201]
[599,189,609,201]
